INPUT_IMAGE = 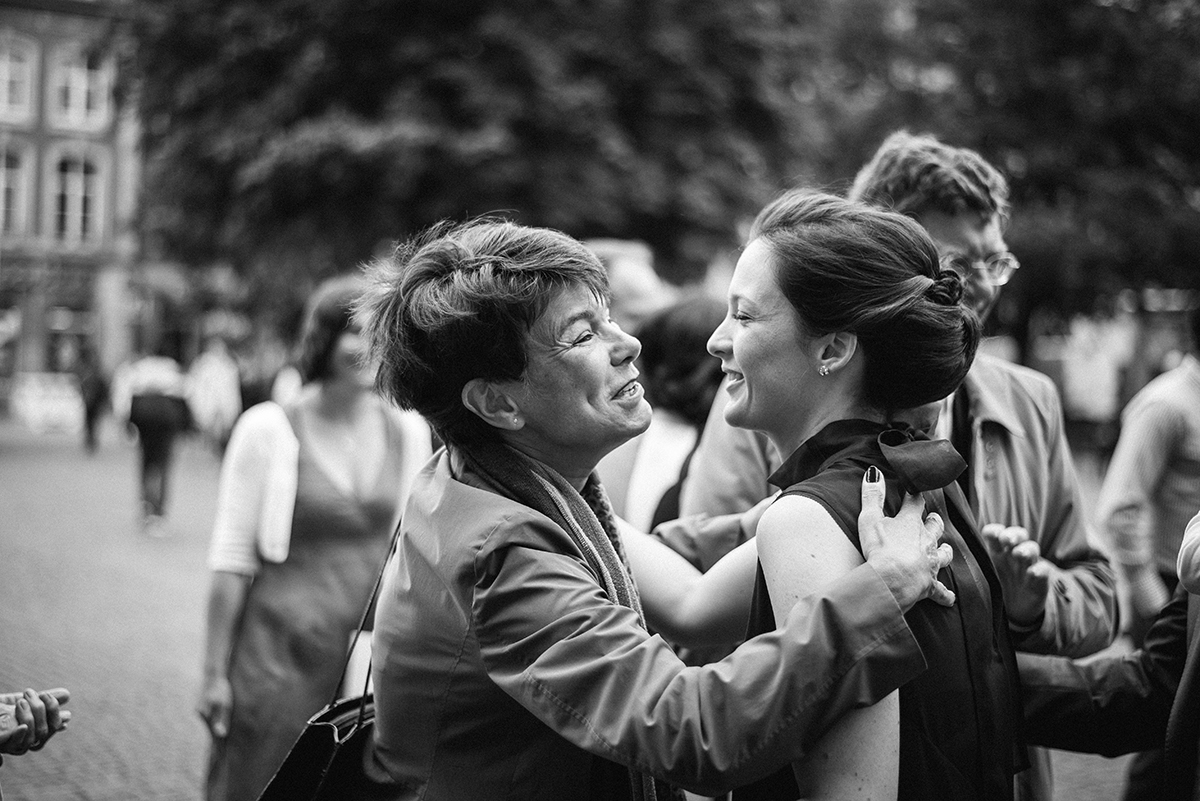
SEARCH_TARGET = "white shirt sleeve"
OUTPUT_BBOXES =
[1176,510,1200,593]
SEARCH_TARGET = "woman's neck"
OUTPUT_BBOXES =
[311,379,370,420]
[769,402,887,459]
[500,435,596,492]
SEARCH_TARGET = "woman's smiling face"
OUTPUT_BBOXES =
[707,237,819,446]
[502,283,652,478]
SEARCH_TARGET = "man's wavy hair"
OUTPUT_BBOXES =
[848,131,1010,225]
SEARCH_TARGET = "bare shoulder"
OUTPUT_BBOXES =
[758,494,864,581]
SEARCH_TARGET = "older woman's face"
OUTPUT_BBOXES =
[505,284,652,475]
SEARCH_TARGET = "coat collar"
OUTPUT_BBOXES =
[961,356,1028,439]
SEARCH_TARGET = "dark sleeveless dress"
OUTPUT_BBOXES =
[206,403,406,801]
[734,419,1023,801]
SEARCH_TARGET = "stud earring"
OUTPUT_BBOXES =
[818,365,830,377]
[511,415,522,427]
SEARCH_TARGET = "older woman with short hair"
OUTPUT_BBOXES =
[356,219,954,800]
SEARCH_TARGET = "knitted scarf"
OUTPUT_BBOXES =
[456,439,682,801]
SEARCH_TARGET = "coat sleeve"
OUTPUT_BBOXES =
[1020,586,1189,756]
[1011,377,1119,658]
[472,519,926,796]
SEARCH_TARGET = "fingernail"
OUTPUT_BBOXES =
[866,466,881,483]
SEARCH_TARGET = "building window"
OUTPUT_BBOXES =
[0,142,31,237]
[49,47,113,130]
[53,155,102,243]
[0,35,38,124]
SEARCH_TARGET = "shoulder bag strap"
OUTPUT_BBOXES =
[327,516,405,718]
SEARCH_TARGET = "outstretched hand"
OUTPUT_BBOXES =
[858,467,955,613]
[0,688,71,760]
[981,524,1051,628]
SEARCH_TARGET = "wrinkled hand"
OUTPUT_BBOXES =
[859,468,955,613]
[0,688,71,759]
[197,675,233,740]
[981,524,1051,628]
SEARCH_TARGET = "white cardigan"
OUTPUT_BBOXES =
[207,400,433,575]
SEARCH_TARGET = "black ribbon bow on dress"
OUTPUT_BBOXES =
[877,425,967,495]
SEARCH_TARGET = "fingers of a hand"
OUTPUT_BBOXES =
[923,512,945,545]
[38,691,63,732]
[1011,540,1041,569]
[932,542,954,571]
[898,490,926,523]
[0,723,30,754]
[22,689,48,742]
[42,689,69,706]
[859,468,887,530]
[212,704,230,739]
[928,579,957,608]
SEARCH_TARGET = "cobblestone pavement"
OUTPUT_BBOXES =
[1,417,216,801]
[0,416,1134,800]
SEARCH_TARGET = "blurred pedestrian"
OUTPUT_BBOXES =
[72,342,109,454]
[196,275,432,801]
[187,335,243,456]
[1095,303,1200,800]
[597,294,727,533]
[676,130,1118,801]
[111,344,190,537]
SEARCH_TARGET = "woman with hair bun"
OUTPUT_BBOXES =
[708,190,1022,801]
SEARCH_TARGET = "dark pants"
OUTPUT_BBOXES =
[1121,570,1180,801]
[136,422,176,517]
[130,394,187,518]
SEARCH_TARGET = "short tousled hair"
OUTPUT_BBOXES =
[296,274,366,383]
[752,190,981,411]
[356,219,609,448]
[848,130,1010,225]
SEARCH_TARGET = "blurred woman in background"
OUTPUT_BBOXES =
[196,275,432,801]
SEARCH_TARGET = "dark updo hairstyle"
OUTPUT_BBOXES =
[635,295,727,429]
[296,274,365,383]
[752,190,981,411]
[356,219,609,447]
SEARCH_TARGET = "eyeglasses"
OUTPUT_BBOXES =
[939,251,1020,287]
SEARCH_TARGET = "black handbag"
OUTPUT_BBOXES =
[257,522,402,801]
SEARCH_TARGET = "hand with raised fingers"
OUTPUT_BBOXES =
[0,688,71,758]
[859,466,956,613]
[981,523,1051,629]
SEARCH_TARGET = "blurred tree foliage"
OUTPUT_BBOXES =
[132,0,1200,329]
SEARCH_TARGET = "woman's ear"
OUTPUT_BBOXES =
[814,331,858,376]
[461,379,525,431]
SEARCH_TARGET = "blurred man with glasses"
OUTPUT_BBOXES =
[672,130,1117,801]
